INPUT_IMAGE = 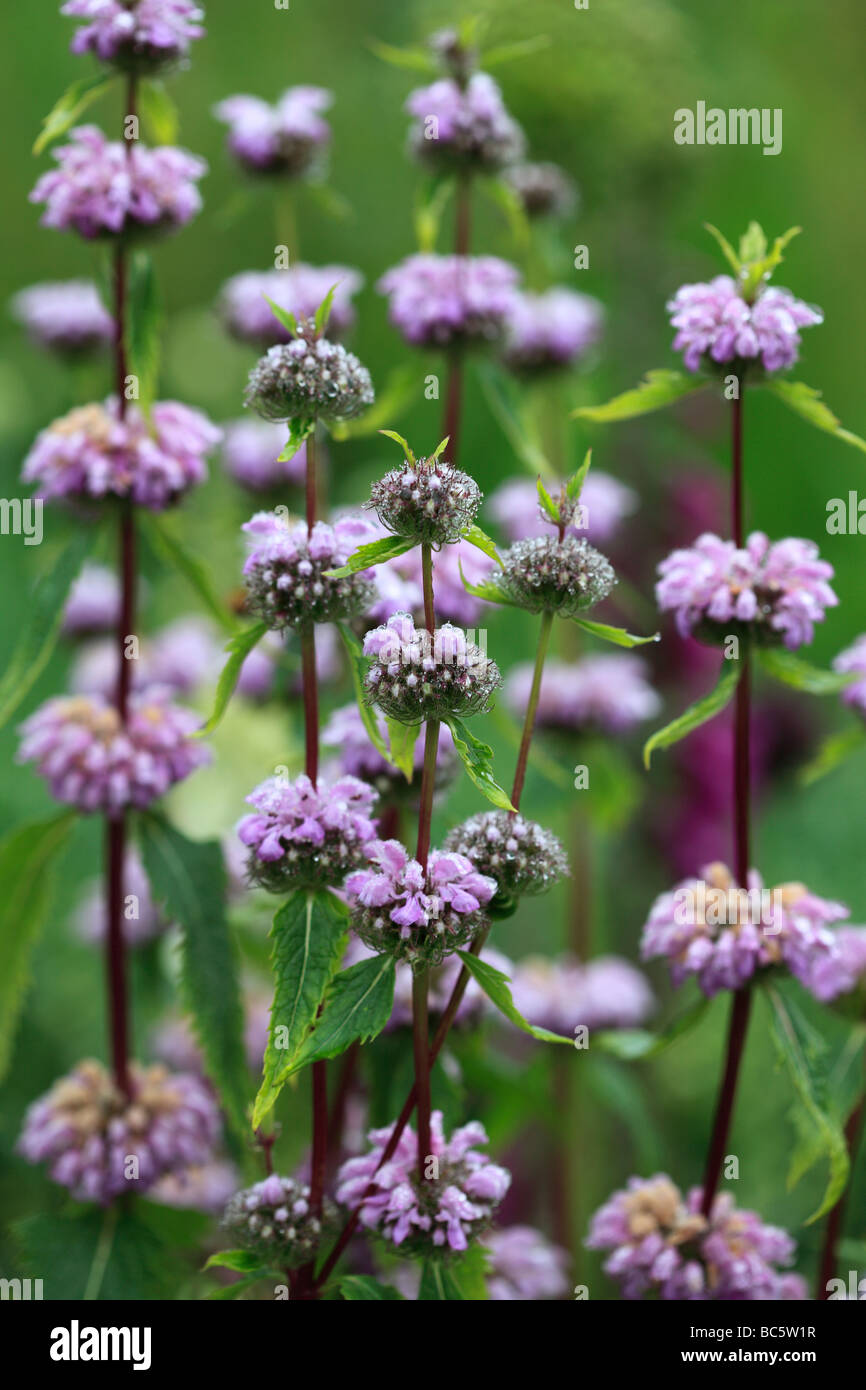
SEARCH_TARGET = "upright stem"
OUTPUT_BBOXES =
[700,391,752,1218]
[309,1058,328,1218]
[413,540,439,1177]
[305,429,317,534]
[439,178,471,466]
[300,626,319,787]
[510,610,554,814]
[816,1052,866,1296]
[421,540,436,635]
[412,970,432,1179]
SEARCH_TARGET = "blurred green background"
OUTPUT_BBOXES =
[1,0,865,1297]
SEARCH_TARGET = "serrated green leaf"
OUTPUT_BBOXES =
[204,1249,264,1274]
[757,647,858,695]
[418,1261,465,1300]
[762,379,866,456]
[801,725,866,786]
[138,815,250,1137]
[456,951,573,1045]
[277,417,315,461]
[643,659,742,768]
[379,429,414,461]
[461,523,502,566]
[386,716,416,782]
[766,985,849,1223]
[326,534,415,578]
[139,512,238,634]
[33,73,116,156]
[566,449,592,501]
[704,222,741,276]
[444,716,515,811]
[139,79,179,145]
[286,955,396,1074]
[0,526,98,731]
[573,617,660,649]
[263,294,298,338]
[0,812,76,1081]
[252,890,348,1128]
[198,621,269,736]
[573,369,706,423]
[314,282,339,334]
[126,250,162,413]
[339,1275,405,1301]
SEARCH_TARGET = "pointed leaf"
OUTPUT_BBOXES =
[801,725,866,786]
[379,429,414,462]
[139,513,238,634]
[456,950,573,1044]
[263,294,298,338]
[126,250,162,413]
[741,226,801,299]
[368,38,437,72]
[536,477,560,523]
[573,369,706,423]
[314,283,339,334]
[704,223,741,276]
[737,222,767,265]
[339,1275,405,1301]
[419,1261,465,1300]
[757,647,858,695]
[457,560,519,609]
[762,379,866,456]
[198,621,269,735]
[643,659,742,768]
[139,79,179,145]
[444,716,516,811]
[277,417,315,461]
[286,955,396,1074]
[573,617,660,649]
[386,716,416,782]
[566,449,592,501]
[326,534,415,578]
[138,815,250,1136]
[33,73,116,155]
[483,34,551,66]
[203,1250,265,1274]
[461,524,502,566]
[252,890,348,1128]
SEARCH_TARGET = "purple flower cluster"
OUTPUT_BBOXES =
[503,161,577,219]
[489,471,637,547]
[214,88,332,177]
[406,73,524,172]
[61,0,205,72]
[223,1173,337,1266]
[366,452,481,546]
[511,954,655,1035]
[31,127,206,239]
[667,275,823,375]
[218,264,363,347]
[444,811,569,909]
[504,655,660,735]
[17,688,209,813]
[17,1059,220,1204]
[238,772,378,892]
[23,399,220,509]
[485,1226,570,1300]
[586,1175,807,1300]
[656,531,837,650]
[221,418,307,490]
[149,1160,240,1214]
[345,839,496,968]
[70,616,221,701]
[378,254,519,350]
[242,511,376,630]
[10,279,113,355]
[322,703,458,801]
[503,288,603,375]
[640,862,857,999]
[336,1110,511,1255]
[362,612,501,724]
[62,563,121,635]
[834,633,866,719]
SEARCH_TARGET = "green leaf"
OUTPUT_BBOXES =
[536,477,560,523]
[740,226,801,299]
[263,294,298,338]
[328,366,417,441]
[286,955,396,1074]
[0,526,97,731]
[572,369,706,423]
[566,448,592,501]
[386,716,416,782]
[0,812,76,1081]
[198,622,269,736]
[414,174,456,253]
[252,890,349,1128]
[461,523,502,566]
[737,221,767,265]
[204,1250,265,1274]
[643,659,742,768]
[314,283,339,334]
[704,222,742,275]
[139,512,238,634]
[585,1056,665,1171]
[418,1261,465,1300]
[479,175,529,247]
[326,534,415,578]
[762,379,866,456]
[801,725,866,786]
[483,34,551,66]
[594,997,711,1060]
[304,180,354,223]
[207,1271,273,1299]
[139,79,179,145]
[766,985,849,1223]
[277,417,315,461]
[443,716,516,811]
[33,73,116,155]
[368,37,437,72]
[457,560,519,609]
[334,622,391,763]
[379,429,414,462]
[138,815,250,1136]
[475,360,553,478]
[756,647,858,695]
[572,617,660,649]
[450,1245,490,1300]
[339,1275,405,1301]
[126,250,162,413]
[456,950,573,1045]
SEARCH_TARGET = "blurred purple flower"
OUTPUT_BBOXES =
[834,633,866,719]
[62,0,205,71]
[503,288,603,375]
[485,1225,570,1300]
[75,847,171,948]
[221,418,307,490]
[378,254,520,350]
[214,88,331,177]
[488,471,636,547]
[511,954,655,1034]
[503,161,577,219]
[148,1160,240,1214]
[668,275,822,374]
[504,655,660,736]
[218,264,363,347]
[10,279,113,355]
[62,563,121,636]
[406,73,524,172]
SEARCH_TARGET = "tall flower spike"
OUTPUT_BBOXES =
[362,612,501,724]
[366,436,482,545]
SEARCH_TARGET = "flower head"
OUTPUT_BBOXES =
[322,703,458,802]
[238,772,378,893]
[406,73,524,173]
[378,254,519,350]
[61,0,205,72]
[22,399,219,509]
[498,535,616,617]
[242,511,376,631]
[656,532,837,651]
[834,634,866,720]
[10,279,113,355]
[511,955,655,1034]
[336,1110,510,1255]
[587,1175,807,1300]
[218,264,362,347]
[214,87,332,176]
[221,418,307,491]
[668,275,822,375]
[444,811,568,913]
[367,449,481,546]
[505,655,660,736]
[346,839,495,968]
[503,289,603,375]
[489,471,636,547]
[17,687,209,813]
[62,563,121,636]
[640,862,855,999]
[244,331,373,424]
[362,613,501,723]
[223,1174,338,1267]
[503,161,577,219]
[485,1226,570,1300]
[17,1059,220,1204]
[30,127,206,239]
